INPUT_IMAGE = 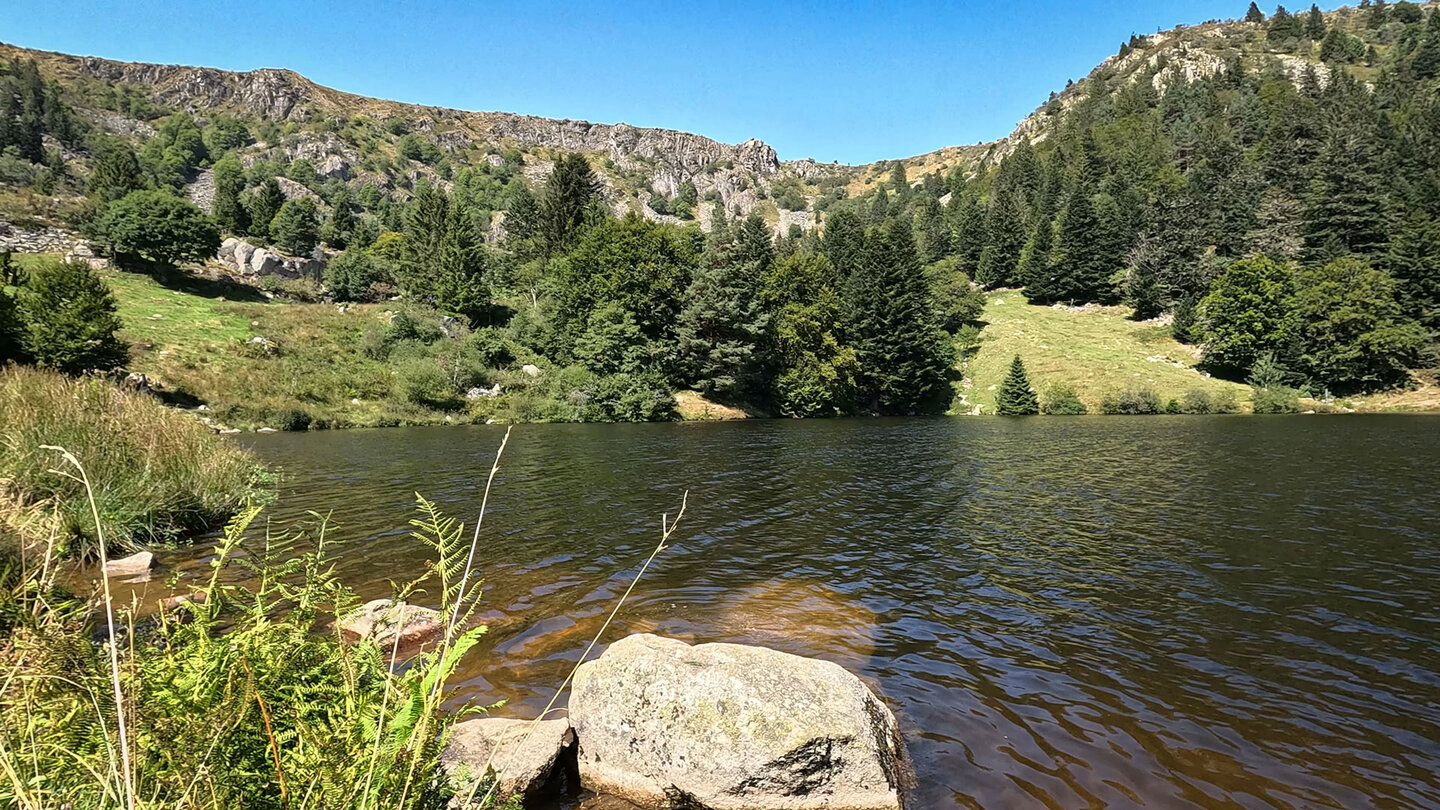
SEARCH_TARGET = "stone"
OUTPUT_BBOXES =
[337,598,445,651]
[466,384,501,400]
[249,247,281,276]
[569,634,909,810]
[521,364,542,378]
[103,551,155,578]
[256,427,278,433]
[159,591,208,611]
[442,717,576,803]
[249,336,279,355]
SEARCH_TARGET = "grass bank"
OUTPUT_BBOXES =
[0,365,271,554]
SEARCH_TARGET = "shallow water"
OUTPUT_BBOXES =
[149,416,1440,808]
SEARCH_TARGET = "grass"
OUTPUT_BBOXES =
[962,291,1250,414]
[0,365,272,554]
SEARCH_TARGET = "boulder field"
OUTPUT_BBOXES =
[446,633,910,810]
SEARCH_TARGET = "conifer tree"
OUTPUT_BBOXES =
[842,220,954,414]
[1016,215,1055,288]
[1246,2,1266,23]
[914,196,952,263]
[247,178,286,241]
[271,198,320,256]
[86,138,145,203]
[16,258,128,374]
[676,235,769,398]
[324,188,355,249]
[1304,123,1389,261]
[977,185,1026,287]
[1386,212,1440,331]
[538,152,600,255]
[210,155,249,235]
[821,209,866,277]
[1305,4,1327,39]
[1413,9,1440,79]
[995,355,1040,415]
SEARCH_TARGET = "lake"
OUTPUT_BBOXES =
[163,416,1440,809]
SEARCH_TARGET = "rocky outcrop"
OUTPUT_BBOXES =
[217,237,322,279]
[568,634,910,810]
[443,717,577,804]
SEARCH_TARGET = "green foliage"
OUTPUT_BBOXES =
[0,366,270,552]
[1289,257,1426,392]
[995,355,1040,415]
[85,136,145,203]
[398,133,444,164]
[0,496,495,808]
[397,184,494,325]
[324,248,391,302]
[1251,384,1302,413]
[92,190,220,273]
[1040,381,1088,414]
[140,112,208,187]
[1099,386,1163,414]
[923,257,986,332]
[580,371,676,421]
[211,154,250,235]
[1387,212,1440,331]
[201,113,249,154]
[1167,388,1241,414]
[271,197,321,255]
[1197,255,1296,378]
[841,220,955,414]
[574,302,651,376]
[763,251,857,417]
[14,258,127,375]
[537,153,601,255]
[247,178,287,242]
[676,233,769,399]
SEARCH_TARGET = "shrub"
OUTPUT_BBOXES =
[1252,385,1302,414]
[91,189,220,273]
[1040,382,1088,415]
[466,327,516,369]
[394,358,463,410]
[1099,386,1163,414]
[15,258,128,374]
[324,249,392,301]
[0,366,271,553]
[271,407,313,431]
[580,372,676,422]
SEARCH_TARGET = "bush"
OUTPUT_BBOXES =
[1040,382,1088,414]
[324,249,390,302]
[1099,386,1163,414]
[0,366,271,554]
[271,407,313,431]
[1251,385,1302,414]
[91,189,220,273]
[393,358,463,410]
[466,327,515,369]
[15,258,128,374]
[580,372,676,422]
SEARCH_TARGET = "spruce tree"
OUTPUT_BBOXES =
[976,185,1026,287]
[86,138,144,203]
[1386,212,1440,331]
[271,198,320,256]
[1027,189,1120,304]
[995,355,1040,415]
[324,188,355,249]
[821,209,866,277]
[538,152,600,255]
[247,178,286,241]
[16,258,128,374]
[915,196,952,263]
[210,155,249,235]
[1304,4,1327,39]
[1246,2,1266,23]
[676,236,769,398]
[1303,123,1389,261]
[842,220,955,414]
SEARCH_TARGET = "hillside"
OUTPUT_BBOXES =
[2,1,1439,425]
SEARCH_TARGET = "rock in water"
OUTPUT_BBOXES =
[337,598,444,651]
[103,551,154,578]
[569,634,909,810]
[443,717,576,803]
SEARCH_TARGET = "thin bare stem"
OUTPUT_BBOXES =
[470,490,688,809]
[42,445,134,810]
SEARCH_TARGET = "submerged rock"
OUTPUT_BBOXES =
[443,717,577,804]
[337,598,444,651]
[103,551,154,578]
[569,634,910,810]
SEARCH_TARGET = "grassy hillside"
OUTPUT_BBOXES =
[963,292,1247,413]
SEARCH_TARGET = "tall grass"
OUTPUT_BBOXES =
[0,366,273,554]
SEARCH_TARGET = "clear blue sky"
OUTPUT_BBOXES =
[2,1,1292,164]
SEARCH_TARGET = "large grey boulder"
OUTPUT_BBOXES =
[569,634,909,810]
[103,551,154,579]
[443,717,576,803]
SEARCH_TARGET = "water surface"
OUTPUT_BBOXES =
[162,417,1440,808]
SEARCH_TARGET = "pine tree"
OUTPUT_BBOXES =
[1304,4,1327,39]
[914,196,952,263]
[86,138,144,203]
[1413,9,1440,79]
[976,185,1026,287]
[537,152,600,255]
[1303,123,1390,261]
[1246,2,1266,23]
[247,178,286,241]
[271,198,320,256]
[324,188,355,248]
[1386,212,1440,331]
[210,155,249,235]
[821,209,866,277]
[676,236,769,398]
[995,355,1040,415]
[842,220,955,414]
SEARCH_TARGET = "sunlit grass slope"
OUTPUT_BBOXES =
[963,292,1248,413]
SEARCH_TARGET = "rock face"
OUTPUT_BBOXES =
[569,634,909,810]
[337,598,445,651]
[443,717,577,803]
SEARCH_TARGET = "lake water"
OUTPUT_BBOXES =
[163,417,1440,808]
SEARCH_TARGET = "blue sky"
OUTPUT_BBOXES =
[2,1,1302,164]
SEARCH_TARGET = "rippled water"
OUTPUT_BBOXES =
[150,417,1440,808]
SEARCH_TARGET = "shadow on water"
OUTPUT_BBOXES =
[121,416,1440,809]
